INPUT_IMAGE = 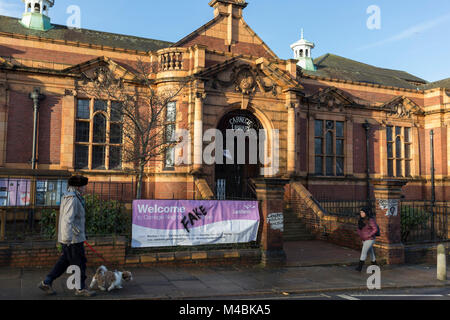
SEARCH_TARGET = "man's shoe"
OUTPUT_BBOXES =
[75,289,96,297]
[371,261,378,266]
[38,281,56,295]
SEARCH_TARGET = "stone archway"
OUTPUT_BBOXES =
[215,109,264,199]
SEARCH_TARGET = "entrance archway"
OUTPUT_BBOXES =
[215,110,263,199]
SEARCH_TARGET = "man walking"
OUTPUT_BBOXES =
[38,174,95,297]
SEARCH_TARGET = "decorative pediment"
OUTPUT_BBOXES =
[63,56,137,82]
[308,87,357,111]
[195,56,303,97]
[381,96,424,118]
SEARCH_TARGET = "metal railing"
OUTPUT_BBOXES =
[0,177,135,242]
[400,201,449,244]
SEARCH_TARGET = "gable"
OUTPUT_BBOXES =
[195,56,302,97]
[307,86,358,110]
[173,13,277,60]
[381,96,424,118]
[63,56,137,81]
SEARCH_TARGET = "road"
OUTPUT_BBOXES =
[191,287,450,300]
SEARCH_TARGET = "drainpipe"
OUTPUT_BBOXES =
[363,120,371,202]
[430,129,436,239]
[29,87,45,170]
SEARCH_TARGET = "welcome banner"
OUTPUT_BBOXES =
[132,200,260,248]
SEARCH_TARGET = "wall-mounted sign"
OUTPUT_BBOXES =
[267,212,284,232]
[132,200,260,248]
[378,199,399,217]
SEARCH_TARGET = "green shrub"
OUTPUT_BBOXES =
[401,206,430,242]
[39,195,131,239]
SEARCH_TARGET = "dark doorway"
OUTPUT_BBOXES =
[215,110,263,200]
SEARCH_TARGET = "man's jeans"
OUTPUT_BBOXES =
[44,242,87,290]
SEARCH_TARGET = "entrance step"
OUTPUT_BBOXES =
[283,208,315,242]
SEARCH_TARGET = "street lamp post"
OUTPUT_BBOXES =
[29,87,45,170]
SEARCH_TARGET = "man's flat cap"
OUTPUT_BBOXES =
[68,175,89,187]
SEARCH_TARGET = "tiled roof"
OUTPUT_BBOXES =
[420,78,450,90]
[0,15,172,52]
[302,53,428,90]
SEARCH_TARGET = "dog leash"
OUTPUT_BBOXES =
[84,240,110,265]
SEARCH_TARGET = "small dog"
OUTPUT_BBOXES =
[89,266,133,292]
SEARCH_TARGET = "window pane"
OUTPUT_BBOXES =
[336,157,344,176]
[94,100,107,112]
[77,99,90,119]
[111,101,123,121]
[75,145,89,169]
[110,123,122,144]
[315,120,323,137]
[388,159,394,177]
[109,146,122,169]
[166,102,176,122]
[396,160,403,177]
[386,126,393,142]
[326,157,334,176]
[166,124,176,142]
[336,139,344,156]
[165,147,175,168]
[396,136,402,158]
[326,131,333,155]
[75,122,90,143]
[395,126,402,136]
[404,127,411,143]
[92,145,105,169]
[93,114,106,143]
[326,120,334,130]
[336,121,344,138]
[315,156,323,175]
[405,144,411,159]
[315,138,323,155]
[387,142,393,158]
[405,160,411,177]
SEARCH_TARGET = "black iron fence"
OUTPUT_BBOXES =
[315,197,449,244]
[0,177,135,242]
[400,201,449,244]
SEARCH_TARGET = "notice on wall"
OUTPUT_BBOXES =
[378,199,399,217]
[132,200,260,248]
[267,213,284,232]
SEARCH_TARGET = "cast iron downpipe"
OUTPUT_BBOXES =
[430,129,436,239]
[363,120,371,202]
[29,87,45,170]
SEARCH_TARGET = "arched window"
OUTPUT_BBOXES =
[299,49,304,57]
[34,3,40,13]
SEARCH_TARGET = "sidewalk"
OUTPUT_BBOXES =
[0,241,448,300]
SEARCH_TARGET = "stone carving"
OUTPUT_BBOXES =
[210,64,278,96]
[383,96,424,119]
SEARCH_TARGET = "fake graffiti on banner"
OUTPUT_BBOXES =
[131,200,260,248]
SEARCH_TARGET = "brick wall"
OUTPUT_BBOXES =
[0,237,127,268]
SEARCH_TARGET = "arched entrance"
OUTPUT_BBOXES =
[215,110,263,199]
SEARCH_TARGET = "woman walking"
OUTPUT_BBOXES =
[356,206,378,272]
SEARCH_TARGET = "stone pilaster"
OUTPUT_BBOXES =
[253,177,289,266]
[372,179,407,265]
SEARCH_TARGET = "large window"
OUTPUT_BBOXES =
[75,99,123,170]
[164,102,177,169]
[314,120,345,176]
[387,126,412,177]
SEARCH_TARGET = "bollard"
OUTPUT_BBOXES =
[437,244,447,281]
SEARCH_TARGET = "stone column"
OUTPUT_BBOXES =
[253,178,289,266]
[287,104,296,177]
[193,92,204,173]
[372,179,407,265]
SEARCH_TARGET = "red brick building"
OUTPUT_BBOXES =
[0,0,448,207]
